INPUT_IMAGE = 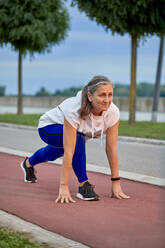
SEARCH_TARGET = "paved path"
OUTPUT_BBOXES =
[0,123,165,247]
[0,124,165,186]
[0,152,165,248]
[0,210,89,248]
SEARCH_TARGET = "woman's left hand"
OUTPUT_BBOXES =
[111,181,130,199]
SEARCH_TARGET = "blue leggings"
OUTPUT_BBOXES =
[28,124,88,183]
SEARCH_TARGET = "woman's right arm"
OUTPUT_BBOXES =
[55,117,77,203]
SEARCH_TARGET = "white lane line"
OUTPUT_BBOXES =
[0,146,165,187]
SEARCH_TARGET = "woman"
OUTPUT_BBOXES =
[21,75,130,203]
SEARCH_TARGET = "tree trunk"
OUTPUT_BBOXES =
[151,36,164,122]
[17,50,23,115]
[129,35,137,125]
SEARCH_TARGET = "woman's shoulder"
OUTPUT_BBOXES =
[57,92,82,118]
[107,102,119,114]
[59,91,82,110]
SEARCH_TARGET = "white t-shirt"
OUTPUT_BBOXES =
[38,91,120,139]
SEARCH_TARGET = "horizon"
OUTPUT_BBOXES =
[0,1,165,95]
[3,81,165,97]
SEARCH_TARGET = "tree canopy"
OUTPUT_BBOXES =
[35,87,51,96]
[72,0,165,124]
[0,0,70,55]
[0,86,5,96]
[0,0,70,114]
[72,0,165,38]
[32,83,165,97]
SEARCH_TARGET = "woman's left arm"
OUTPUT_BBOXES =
[106,120,130,199]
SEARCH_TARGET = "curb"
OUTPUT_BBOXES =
[118,136,165,146]
[0,122,165,146]
[0,146,165,187]
[0,122,36,131]
[0,210,89,248]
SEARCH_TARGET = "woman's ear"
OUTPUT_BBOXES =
[87,92,92,102]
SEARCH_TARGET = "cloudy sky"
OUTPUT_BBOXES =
[0,1,165,95]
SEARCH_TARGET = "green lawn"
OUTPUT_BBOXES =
[0,113,165,140]
[0,228,43,248]
[0,114,41,127]
[119,120,165,140]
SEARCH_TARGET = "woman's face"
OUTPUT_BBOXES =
[87,83,113,115]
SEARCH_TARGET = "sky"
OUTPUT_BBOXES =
[0,1,165,95]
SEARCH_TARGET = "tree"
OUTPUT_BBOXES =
[151,36,164,122]
[0,0,69,114]
[35,87,51,96]
[136,82,154,97]
[113,84,129,97]
[0,85,5,96]
[53,86,82,96]
[160,84,165,97]
[71,0,165,124]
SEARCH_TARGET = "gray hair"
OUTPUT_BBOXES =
[78,75,113,119]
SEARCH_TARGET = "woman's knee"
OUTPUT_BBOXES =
[42,145,63,161]
[38,125,64,148]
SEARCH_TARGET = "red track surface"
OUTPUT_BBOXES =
[0,152,165,248]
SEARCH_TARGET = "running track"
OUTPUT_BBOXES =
[0,152,165,248]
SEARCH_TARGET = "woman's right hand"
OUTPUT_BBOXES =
[55,184,76,203]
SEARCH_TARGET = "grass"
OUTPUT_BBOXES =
[0,113,165,140]
[0,114,41,127]
[119,121,165,140]
[0,227,43,248]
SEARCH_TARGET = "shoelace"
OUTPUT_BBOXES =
[84,182,95,194]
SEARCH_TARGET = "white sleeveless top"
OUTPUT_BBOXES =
[38,91,120,140]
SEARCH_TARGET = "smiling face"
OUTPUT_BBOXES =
[87,83,113,115]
